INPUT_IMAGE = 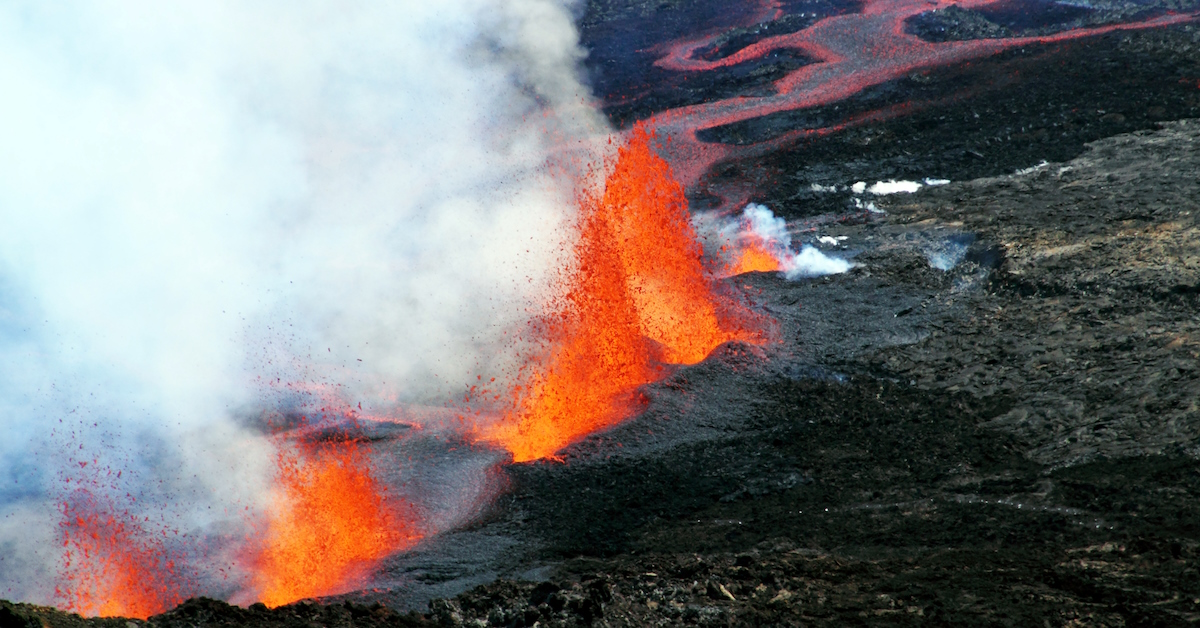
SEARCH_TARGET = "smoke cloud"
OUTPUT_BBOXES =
[0,0,599,603]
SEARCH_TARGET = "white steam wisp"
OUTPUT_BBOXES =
[696,204,852,279]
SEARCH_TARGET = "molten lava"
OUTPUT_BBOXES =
[728,240,782,275]
[602,125,760,364]
[482,124,770,462]
[56,492,191,619]
[248,434,421,607]
[651,0,1195,190]
[480,192,656,463]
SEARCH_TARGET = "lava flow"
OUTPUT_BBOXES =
[56,491,192,619]
[481,124,771,462]
[246,430,422,608]
[650,0,1197,190]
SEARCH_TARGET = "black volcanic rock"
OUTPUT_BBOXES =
[9,3,1200,627]
[0,598,434,628]
[904,0,1198,43]
[693,26,1200,219]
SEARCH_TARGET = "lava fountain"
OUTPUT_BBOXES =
[599,125,764,364]
[480,124,773,462]
[729,242,783,275]
[725,217,784,276]
[56,490,193,619]
[245,425,423,608]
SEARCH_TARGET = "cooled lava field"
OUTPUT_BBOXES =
[4,0,1200,626]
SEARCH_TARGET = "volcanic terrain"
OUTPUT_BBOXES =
[4,0,1200,626]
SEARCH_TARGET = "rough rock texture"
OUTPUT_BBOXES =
[6,2,1200,626]
[430,120,1200,627]
[872,120,1200,467]
[906,0,1200,43]
[0,598,433,628]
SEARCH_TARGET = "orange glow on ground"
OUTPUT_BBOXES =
[56,494,190,619]
[729,240,782,275]
[481,124,771,462]
[249,436,421,607]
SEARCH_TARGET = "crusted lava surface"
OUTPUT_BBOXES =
[580,0,864,128]
[693,25,1200,217]
[7,2,1200,627]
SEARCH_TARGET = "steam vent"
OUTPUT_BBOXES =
[2,0,1199,625]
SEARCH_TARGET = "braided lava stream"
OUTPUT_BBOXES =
[648,0,1197,189]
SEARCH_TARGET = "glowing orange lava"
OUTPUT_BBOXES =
[482,124,770,462]
[56,492,190,619]
[248,435,421,607]
[729,240,782,275]
[602,125,760,364]
[481,189,656,463]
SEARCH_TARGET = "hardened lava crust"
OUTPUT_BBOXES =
[5,1,1199,626]
[7,119,1198,627]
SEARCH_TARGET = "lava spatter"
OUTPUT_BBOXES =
[56,490,193,619]
[480,124,772,463]
[601,124,763,364]
[247,430,422,608]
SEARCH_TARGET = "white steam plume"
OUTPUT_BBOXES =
[0,0,600,604]
[695,204,852,279]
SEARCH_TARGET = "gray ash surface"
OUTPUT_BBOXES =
[6,2,1200,627]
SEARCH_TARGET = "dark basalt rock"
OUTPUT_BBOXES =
[904,0,1196,43]
[9,3,1200,627]
[0,598,434,628]
[694,26,1200,220]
